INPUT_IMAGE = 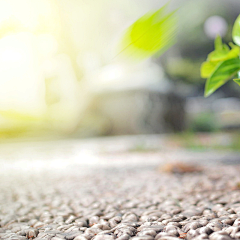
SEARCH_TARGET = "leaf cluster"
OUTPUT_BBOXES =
[201,15,240,97]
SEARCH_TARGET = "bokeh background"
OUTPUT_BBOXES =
[1,0,240,152]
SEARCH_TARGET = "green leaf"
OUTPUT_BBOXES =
[205,58,240,97]
[118,3,177,60]
[206,37,240,62]
[214,35,222,51]
[201,37,240,80]
[201,61,219,78]
[226,45,240,59]
[207,45,240,62]
[233,14,240,46]
[233,78,240,86]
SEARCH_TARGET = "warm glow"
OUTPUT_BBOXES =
[0,0,165,139]
[0,32,46,114]
[0,0,52,31]
[0,0,80,137]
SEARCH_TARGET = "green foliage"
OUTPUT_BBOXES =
[166,58,202,84]
[234,78,240,86]
[118,3,177,60]
[233,14,240,46]
[204,58,240,97]
[170,132,240,152]
[189,113,219,133]
[201,61,219,78]
[201,14,240,97]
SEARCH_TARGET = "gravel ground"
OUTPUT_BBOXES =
[1,158,240,240]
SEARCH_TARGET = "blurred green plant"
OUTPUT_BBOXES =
[169,132,240,152]
[129,142,159,152]
[0,110,47,140]
[201,14,240,97]
[189,112,219,133]
[166,58,203,84]
[118,3,177,60]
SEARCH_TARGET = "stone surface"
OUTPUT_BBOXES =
[1,138,240,240]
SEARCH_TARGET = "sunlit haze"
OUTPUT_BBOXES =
[0,0,168,139]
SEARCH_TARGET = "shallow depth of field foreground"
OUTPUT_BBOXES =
[1,137,240,240]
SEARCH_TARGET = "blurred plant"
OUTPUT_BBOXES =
[166,58,203,84]
[118,3,177,60]
[0,110,46,140]
[189,112,219,133]
[168,132,240,152]
[129,142,159,152]
[201,14,240,97]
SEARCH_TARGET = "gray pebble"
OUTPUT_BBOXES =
[233,218,240,226]
[137,229,156,237]
[65,226,79,232]
[192,233,209,240]
[131,236,154,240]
[122,212,138,222]
[26,229,38,238]
[91,223,110,230]
[209,232,233,240]
[187,229,200,239]
[89,216,100,226]
[85,227,102,236]
[66,215,76,224]
[164,225,179,237]
[52,237,65,240]
[224,226,240,238]
[198,226,213,235]
[183,222,203,232]
[138,225,164,233]
[73,236,88,240]
[116,234,130,240]
[221,218,234,226]
[207,222,223,232]
[114,226,136,237]
[65,231,83,240]
[156,236,180,240]
[92,234,115,240]
[167,222,181,228]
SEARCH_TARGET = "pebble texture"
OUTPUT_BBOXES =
[1,164,240,240]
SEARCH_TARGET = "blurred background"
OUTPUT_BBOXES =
[0,0,240,153]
